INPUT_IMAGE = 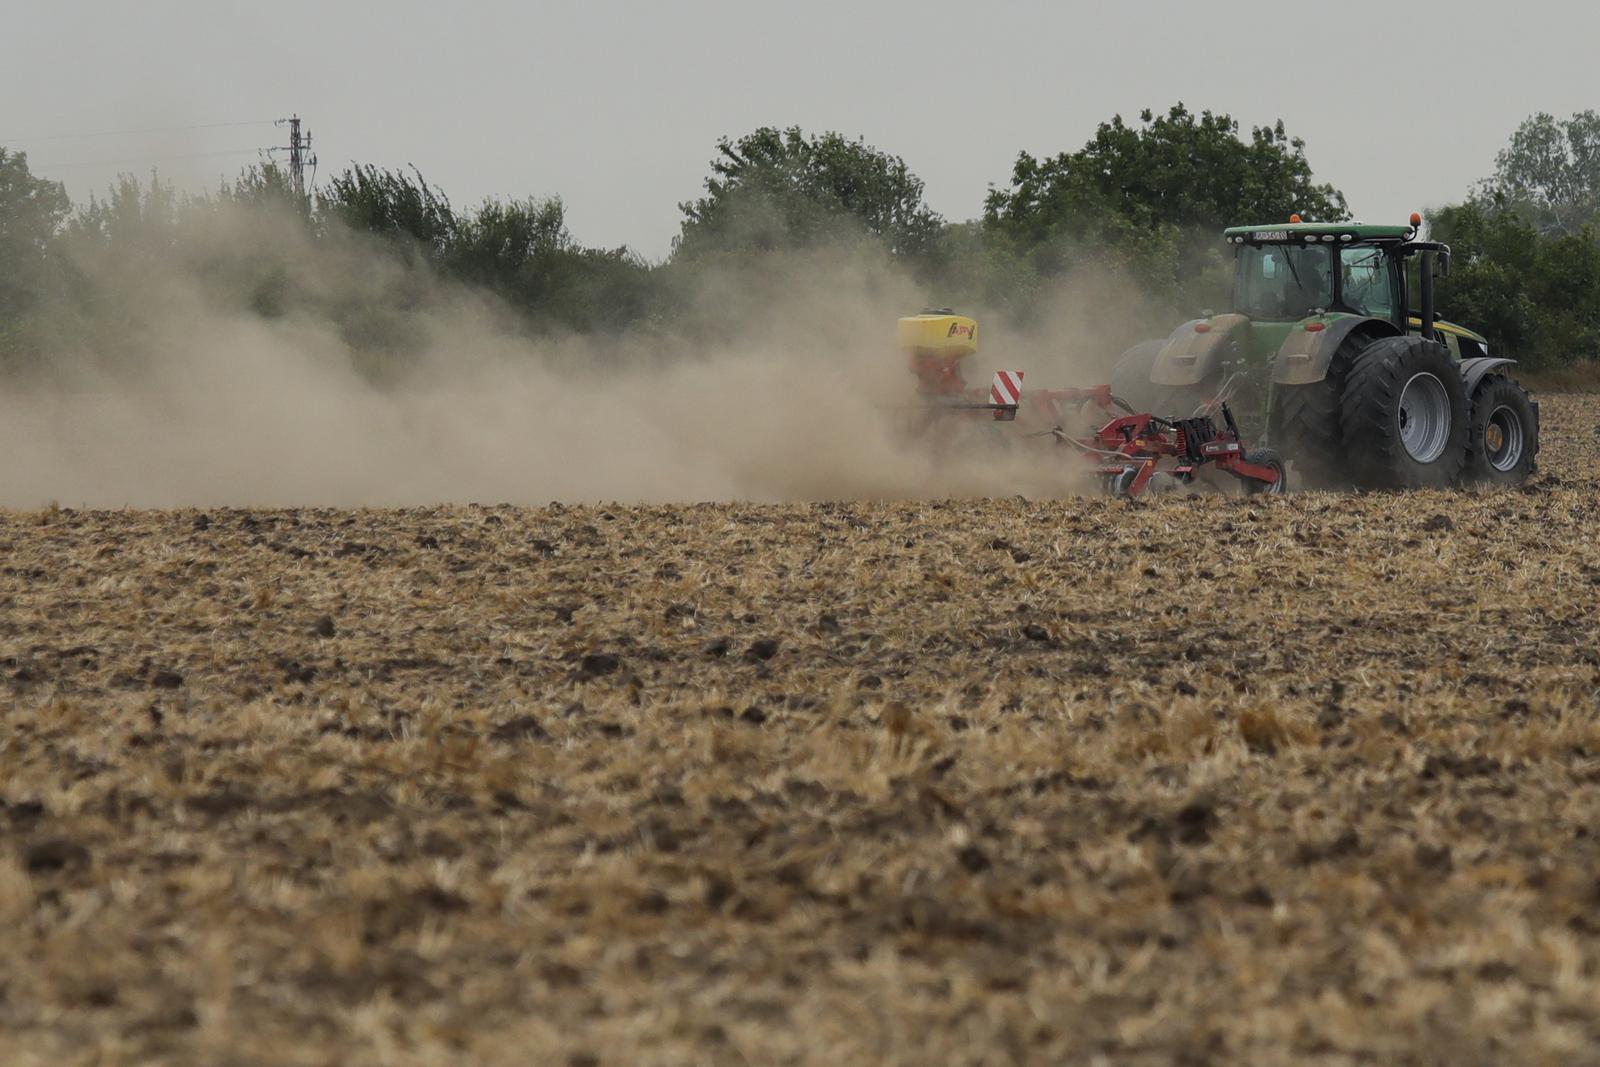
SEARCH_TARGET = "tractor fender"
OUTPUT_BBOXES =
[1150,313,1249,386]
[1272,316,1400,385]
[1458,356,1517,396]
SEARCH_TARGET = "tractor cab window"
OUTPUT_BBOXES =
[1338,246,1395,319]
[1235,244,1333,320]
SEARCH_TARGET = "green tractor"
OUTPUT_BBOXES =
[1111,215,1539,489]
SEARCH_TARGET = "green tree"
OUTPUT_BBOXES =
[63,171,182,255]
[448,195,656,332]
[919,220,1042,315]
[986,104,1348,243]
[1477,110,1600,236]
[0,151,71,292]
[983,104,1348,310]
[1429,200,1600,368]
[676,126,943,258]
[319,164,457,260]
[448,196,572,287]
[0,148,71,261]
[0,149,72,367]
[219,162,307,217]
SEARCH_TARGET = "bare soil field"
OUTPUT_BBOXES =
[3,395,1600,1066]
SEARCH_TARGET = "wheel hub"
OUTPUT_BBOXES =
[1397,372,1451,463]
[1485,404,1525,472]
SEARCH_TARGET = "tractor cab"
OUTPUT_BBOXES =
[1230,229,1404,324]
[1222,217,1486,356]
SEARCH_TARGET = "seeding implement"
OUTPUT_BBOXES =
[898,311,1286,497]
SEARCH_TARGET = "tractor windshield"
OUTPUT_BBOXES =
[1338,245,1395,318]
[1235,244,1333,320]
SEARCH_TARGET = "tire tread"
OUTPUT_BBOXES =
[1339,336,1468,489]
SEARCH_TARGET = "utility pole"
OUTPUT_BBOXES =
[273,114,317,200]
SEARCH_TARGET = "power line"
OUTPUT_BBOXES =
[20,112,320,196]
[0,119,278,145]
[30,147,268,172]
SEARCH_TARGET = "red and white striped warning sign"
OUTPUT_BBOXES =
[990,370,1024,407]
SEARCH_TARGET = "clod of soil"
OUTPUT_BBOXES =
[1421,513,1455,532]
[578,652,621,678]
[24,837,91,874]
[745,638,780,661]
[489,715,550,743]
[956,845,992,874]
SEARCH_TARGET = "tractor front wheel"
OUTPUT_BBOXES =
[1339,336,1469,489]
[1465,375,1539,485]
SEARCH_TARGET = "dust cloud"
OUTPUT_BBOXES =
[0,205,1145,509]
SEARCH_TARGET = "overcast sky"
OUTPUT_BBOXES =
[4,1,1594,259]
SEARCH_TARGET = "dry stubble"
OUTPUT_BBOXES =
[2,396,1600,1066]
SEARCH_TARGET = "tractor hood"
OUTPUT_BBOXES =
[1408,316,1489,348]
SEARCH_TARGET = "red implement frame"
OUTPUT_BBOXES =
[1078,408,1280,497]
[911,353,1279,498]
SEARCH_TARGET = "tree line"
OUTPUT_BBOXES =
[1,104,1596,374]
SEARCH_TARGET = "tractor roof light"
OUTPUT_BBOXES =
[1410,211,1422,227]
[1290,214,1302,223]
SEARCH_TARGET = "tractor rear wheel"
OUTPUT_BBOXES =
[1339,336,1469,489]
[1465,375,1539,485]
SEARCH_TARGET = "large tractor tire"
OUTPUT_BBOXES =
[1465,375,1539,485]
[1268,330,1368,488]
[1339,336,1469,489]
[1109,339,1216,418]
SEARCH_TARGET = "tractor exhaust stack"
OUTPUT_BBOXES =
[1420,251,1437,342]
